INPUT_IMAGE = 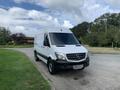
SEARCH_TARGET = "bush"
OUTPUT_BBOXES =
[0,27,11,45]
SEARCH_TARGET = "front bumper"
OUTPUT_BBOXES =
[53,57,90,69]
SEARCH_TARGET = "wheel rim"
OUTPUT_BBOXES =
[49,63,53,73]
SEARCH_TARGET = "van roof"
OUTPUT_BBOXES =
[35,28,73,37]
[44,28,72,33]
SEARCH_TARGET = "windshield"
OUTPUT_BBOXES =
[49,33,80,45]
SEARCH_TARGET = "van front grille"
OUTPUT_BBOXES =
[66,53,86,60]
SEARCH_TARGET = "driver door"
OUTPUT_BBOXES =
[42,34,51,63]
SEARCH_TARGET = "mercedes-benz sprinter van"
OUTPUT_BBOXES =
[34,29,89,74]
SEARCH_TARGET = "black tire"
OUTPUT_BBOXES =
[34,51,39,61]
[47,60,56,74]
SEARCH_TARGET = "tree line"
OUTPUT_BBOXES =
[71,13,120,47]
[1,13,120,47]
[0,27,31,45]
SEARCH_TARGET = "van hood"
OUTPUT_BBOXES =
[52,45,88,54]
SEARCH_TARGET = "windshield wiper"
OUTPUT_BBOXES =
[76,44,81,46]
[56,45,65,47]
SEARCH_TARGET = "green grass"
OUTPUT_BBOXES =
[0,49,50,90]
[86,46,120,54]
[0,45,33,48]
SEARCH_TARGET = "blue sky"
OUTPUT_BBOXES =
[0,0,120,36]
[0,0,45,10]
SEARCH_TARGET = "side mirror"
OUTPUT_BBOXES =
[43,41,50,47]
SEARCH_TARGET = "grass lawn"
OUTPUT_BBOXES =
[0,45,33,48]
[86,46,120,54]
[0,49,50,90]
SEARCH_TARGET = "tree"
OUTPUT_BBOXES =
[85,32,99,46]
[114,30,120,47]
[71,22,90,38]
[0,27,11,45]
[71,12,120,47]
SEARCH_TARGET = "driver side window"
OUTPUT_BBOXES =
[44,35,50,47]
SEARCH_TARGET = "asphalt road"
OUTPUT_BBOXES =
[12,48,120,90]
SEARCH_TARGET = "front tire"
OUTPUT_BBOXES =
[48,60,56,74]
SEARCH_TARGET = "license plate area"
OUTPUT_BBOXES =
[73,65,83,70]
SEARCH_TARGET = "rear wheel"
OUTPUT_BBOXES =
[34,51,39,61]
[48,60,56,74]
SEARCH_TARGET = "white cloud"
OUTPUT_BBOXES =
[9,7,27,15]
[43,0,84,24]
[13,0,84,23]
[28,10,53,21]
[20,0,120,23]
[13,0,120,24]
[15,26,25,31]
[0,8,7,14]
[48,0,120,22]
[0,7,63,36]
[44,0,83,11]
[1,0,120,36]
[41,0,120,11]
[105,0,120,9]
[80,0,112,21]
[63,20,73,28]
[11,26,25,33]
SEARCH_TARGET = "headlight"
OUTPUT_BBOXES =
[55,52,66,60]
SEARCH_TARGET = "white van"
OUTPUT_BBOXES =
[34,29,89,74]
